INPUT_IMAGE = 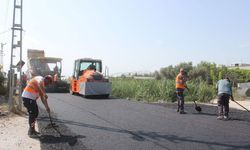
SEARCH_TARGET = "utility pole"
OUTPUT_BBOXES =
[0,43,6,72]
[9,0,23,111]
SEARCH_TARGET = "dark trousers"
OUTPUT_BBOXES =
[23,97,39,129]
[177,91,184,111]
[217,93,230,116]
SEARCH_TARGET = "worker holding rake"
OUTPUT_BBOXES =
[22,75,53,138]
[176,68,188,114]
[216,75,234,120]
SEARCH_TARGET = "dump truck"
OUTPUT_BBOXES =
[26,49,69,92]
[70,58,111,98]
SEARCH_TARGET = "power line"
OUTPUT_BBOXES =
[0,29,11,35]
[0,0,11,41]
[4,0,11,30]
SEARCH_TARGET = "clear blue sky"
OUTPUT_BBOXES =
[1,0,250,76]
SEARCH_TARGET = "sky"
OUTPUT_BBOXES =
[0,0,250,77]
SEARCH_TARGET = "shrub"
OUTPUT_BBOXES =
[111,78,215,103]
[0,72,7,95]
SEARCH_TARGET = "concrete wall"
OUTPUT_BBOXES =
[237,82,250,97]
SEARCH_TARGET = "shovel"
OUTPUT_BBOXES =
[186,87,202,112]
[193,100,202,112]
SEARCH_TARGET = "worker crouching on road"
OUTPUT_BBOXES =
[22,75,53,138]
[176,68,188,114]
[216,76,234,120]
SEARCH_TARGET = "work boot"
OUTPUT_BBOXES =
[223,115,230,120]
[217,116,223,120]
[28,128,41,138]
[179,110,186,114]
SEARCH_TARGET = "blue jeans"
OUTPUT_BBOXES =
[176,88,185,111]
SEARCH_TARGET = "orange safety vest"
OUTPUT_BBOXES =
[23,78,44,95]
[83,70,95,79]
[176,73,185,89]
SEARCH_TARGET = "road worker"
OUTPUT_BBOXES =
[176,68,188,114]
[54,73,58,83]
[87,64,96,71]
[21,72,27,92]
[22,75,53,138]
[216,76,234,120]
[53,65,59,74]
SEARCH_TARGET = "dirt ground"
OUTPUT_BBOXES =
[0,97,87,150]
[0,97,40,150]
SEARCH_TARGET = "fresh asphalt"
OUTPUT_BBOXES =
[37,93,250,150]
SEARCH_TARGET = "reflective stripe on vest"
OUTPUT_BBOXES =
[24,79,40,94]
[176,73,185,89]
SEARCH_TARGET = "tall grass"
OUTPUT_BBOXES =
[111,77,216,102]
[184,81,216,102]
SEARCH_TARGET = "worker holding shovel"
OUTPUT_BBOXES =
[22,75,53,138]
[176,68,188,114]
[216,76,234,120]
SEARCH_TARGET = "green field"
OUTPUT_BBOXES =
[110,62,250,102]
[111,77,216,103]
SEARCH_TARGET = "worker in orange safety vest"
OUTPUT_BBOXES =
[22,75,53,138]
[176,68,188,114]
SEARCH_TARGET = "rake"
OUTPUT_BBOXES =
[232,100,250,113]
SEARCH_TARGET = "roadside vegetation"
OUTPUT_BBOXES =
[0,72,7,95]
[111,61,250,102]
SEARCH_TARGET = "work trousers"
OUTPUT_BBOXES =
[217,93,230,117]
[23,97,39,129]
[177,91,184,111]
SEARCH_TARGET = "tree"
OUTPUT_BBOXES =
[154,71,161,80]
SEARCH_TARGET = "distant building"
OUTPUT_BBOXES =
[228,63,250,70]
[227,63,250,97]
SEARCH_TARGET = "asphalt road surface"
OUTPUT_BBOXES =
[36,93,250,150]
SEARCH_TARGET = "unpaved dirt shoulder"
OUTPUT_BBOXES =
[0,113,40,150]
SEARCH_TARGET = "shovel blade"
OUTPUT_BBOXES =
[195,106,202,112]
